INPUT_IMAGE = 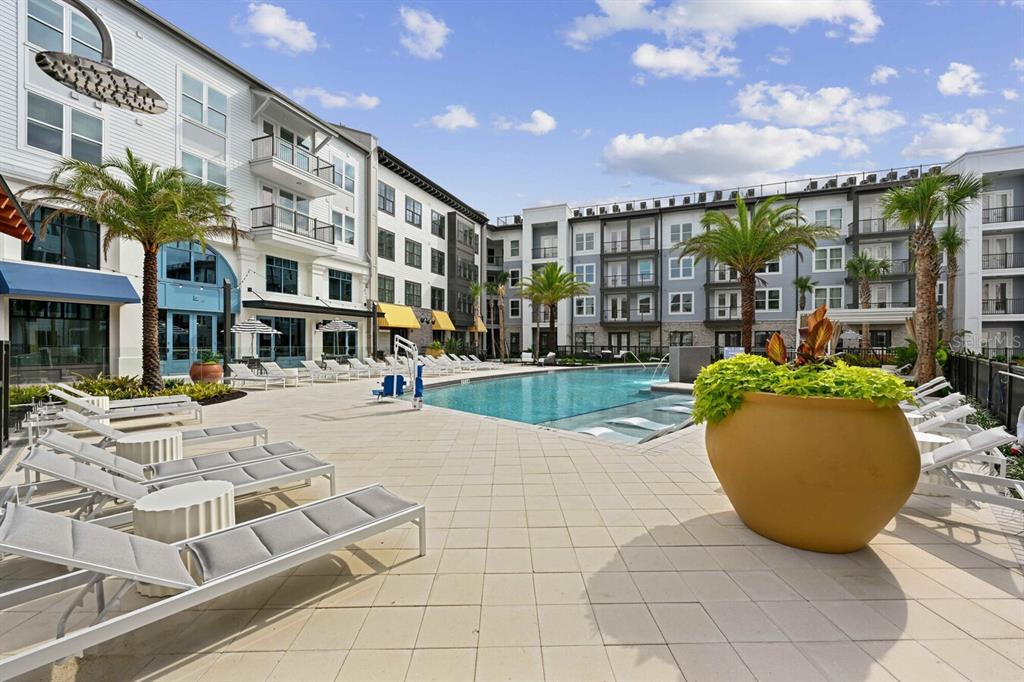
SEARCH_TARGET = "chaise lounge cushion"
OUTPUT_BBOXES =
[149,453,329,491]
[148,442,304,479]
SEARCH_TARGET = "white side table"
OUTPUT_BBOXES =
[133,480,235,596]
[115,430,183,465]
[282,367,299,387]
[67,395,110,424]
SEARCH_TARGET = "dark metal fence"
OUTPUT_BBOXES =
[946,354,1024,433]
[1,341,9,446]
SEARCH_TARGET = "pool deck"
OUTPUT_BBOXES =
[3,367,1023,682]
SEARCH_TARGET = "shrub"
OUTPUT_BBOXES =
[10,375,233,406]
[165,382,232,401]
[10,384,52,405]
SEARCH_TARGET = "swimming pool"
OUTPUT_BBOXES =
[423,367,692,442]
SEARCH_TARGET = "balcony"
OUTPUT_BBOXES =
[707,305,742,320]
[487,255,505,267]
[532,246,558,259]
[844,301,912,309]
[602,306,659,324]
[982,253,1024,270]
[250,205,336,255]
[601,273,658,289]
[845,259,912,278]
[602,239,629,255]
[848,218,910,239]
[982,205,1024,225]
[629,236,657,252]
[249,135,338,198]
[982,298,1024,315]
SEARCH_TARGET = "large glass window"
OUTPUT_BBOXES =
[813,286,843,310]
[329,269,352,301]
[23,207,100,269]
[405,197,422,227]
[431,211,445,237]
[322,319,358,357]
[669,331,693,346]
[333,161,356,192]
[181,73,227,133]
[405,239,422,268]
[430,286,445,310]
[377,181,395,214]
[10,299,109,376]
[70,109,102,165]
[70,10,101,60]
[405,281,422,307]
[754,289,781,311]
[161,241,217,284]
[27,0,63,51]
[26,92,63,155]
[430,248,445,275]
[256,315,304,361]
[266,255,298,294]
[378,229,395,260]
[814,246,844,272]
[378,275,395,303]
[332,210,355,245]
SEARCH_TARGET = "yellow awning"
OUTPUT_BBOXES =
[468,316,487,333]
[431,310,456,331]
[377,303,421,329]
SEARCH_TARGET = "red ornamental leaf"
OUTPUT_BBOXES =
[765,332,788,365]
[805,304,828,331]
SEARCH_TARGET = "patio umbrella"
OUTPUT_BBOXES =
[316,319,357,333]
[231,318,281,356]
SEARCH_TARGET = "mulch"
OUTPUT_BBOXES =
[196,390,247,406]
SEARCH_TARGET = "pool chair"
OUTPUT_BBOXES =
[434,355,463,373]
[48,389,202,423]
[468,354,501,369]
[915,426,1024,511]
[913,376,951,398]
[542,352,557,366]
[638,418,695,444]
[300,360,339,383]
[606,416,671,431]
[912,405,977,435]
[520,351,534,364]
[226,363,286,390]
[261,361,311,387]
[655,405,692,414]
[420,356,453,375]
[576,426,635,443]
[50,409,268,449]
[55,382,192,408]
[383,356,409,376]
[348,358,381,377]
[0,486,425,679]
[903,392,965,417]
[323,358,356,380]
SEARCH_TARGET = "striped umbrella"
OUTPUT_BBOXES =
[316,319,357,333]
[230,318,280,356]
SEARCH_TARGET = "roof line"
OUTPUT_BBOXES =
[377,147,488,224]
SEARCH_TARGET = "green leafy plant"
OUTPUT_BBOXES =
[9,384,52,405]
[196,350,222,364]
[893,342,917,368]
[428,341,443,350]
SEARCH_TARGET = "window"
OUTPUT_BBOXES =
[638,332,652,349]
[669,223,693,244]
[256,315,304,360]
[404,239,422,268]
[457,258,478,282]
[870,330,892,348]
[754,331,777,349]
[181,74,226,134]
[26,93,102,164]
[669,331,693,347]
[430,286,445,310]
[377,181,395,214]
[70,109,102,165]
[181,151,226,190]
[161,241,217,284]
[430,249,445,275]
[431,211,445,237]
[575,296,596,316]
[328,269,352,302]
[334,162,355,193]
[937,281,946,308]
[10,299,109,373]
[637,259,654,284]
[813,286,843,310]
[758,258,780,274]
[814,246,844,272]
[574,263,595,284]
[23,207,100,270]
[455,217,479,252]
[669,292,694,314]
[332,211,355,246]
[814,208,843,229]
[509,240,520,258]
[456,292,472,315]
[509,299,521,318]
[574,332,595,348]
[575,232,595,252]
[377,275,395,303]
[638,295,653,314]
[508,269,521,287]
[321,318,358,357]
[378,229,395,260]
[754,289,781,311]
[266,256,298,295]
[27,0,63,51]
[669,256,694,279]
[405,196,422,227]
[404,281,422,307]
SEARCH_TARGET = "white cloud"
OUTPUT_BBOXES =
[631,43,740,79]
[735,82,905,136]
[233,3,317,55]
[398,7,450,60]
[937,62,986,96]
[768,47,791,65]
[869,65,898,84]
[902,109,1008,159]
[430,104,478,131]
[1004,89,1020,101]
[1014,57,1024,71]
[291,87,380,110]
[603,122,863,186]
[496,110,558,135]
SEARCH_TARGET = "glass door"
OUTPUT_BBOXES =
[608,332,629,351]
[160,311,219,375]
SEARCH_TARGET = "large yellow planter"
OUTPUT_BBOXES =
[705,392,920,553]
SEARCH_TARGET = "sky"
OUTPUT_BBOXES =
[141,0,1024,219]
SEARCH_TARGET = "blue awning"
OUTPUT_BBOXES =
[0,260,140,304]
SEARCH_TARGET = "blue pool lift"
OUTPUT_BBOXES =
[372,335,424,409]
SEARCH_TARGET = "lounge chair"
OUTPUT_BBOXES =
[226,363,286,390]
[48,389,202,423]
[542,352,557,366]
[913,376,951,399]
[348,358,380,377]
[655,405,692,414]
[912,405,976,435]
[420,356,452,375]
[915,426,1023,511]
[365,358,390,375]
[576,427,635,443]
[0,486,425,679]
[300,360,339,383]
[902,392,964,415]
[55,383,192,408]
[53,409,268,449]
[323,359,355,380]
[606,416,671,431]
[261,361,311,387]
[468,354,501,369]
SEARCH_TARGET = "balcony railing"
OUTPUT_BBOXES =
[602,273,658,288]
[850,218,909,235]
[708,305,742,320]
[487,256,505,267]
[251,205,335,245]
[629,236,657,251]
[982,298,1024,315]
[982,252,1024,269]
[532,246,558,259]
[602,306,658,323]
[251,135,335,185]
[844,301,912,309]
[982,205,1024,224]
[603,239,629,254]
[882,258,912,275]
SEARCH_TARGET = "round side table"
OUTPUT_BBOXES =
[133,480,235,596]
[115,430,183,465]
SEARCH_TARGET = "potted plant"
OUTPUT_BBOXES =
[426,341,445,358]
[692,306,919,553]
[189,350,224,384]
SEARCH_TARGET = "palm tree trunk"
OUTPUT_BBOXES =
[532,301,540,362]
[915,233,940,383]
[497,294,506,362]
[859,280,871,351]
[547,303,557,354]
[141,248,163,392]
[945,258,957,343]
[740,273,755,352]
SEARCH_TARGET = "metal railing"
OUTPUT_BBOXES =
[982,205,1024,224]
[629,237,657,251]
[602,306,659,323]
[850,218,910,235]
[982,298,1024,315]
[708,305,742,320]
[487,256,504,266]
[602,273,658,288]
[603,239,629,254]
[494,214,522,226]
[883,258,912,275]
[982,252,1024,269]
[250,135,335,185]
[532,246,558,259]
[251,205,335,245]
[554,344,673,360]
[843,301,912,309]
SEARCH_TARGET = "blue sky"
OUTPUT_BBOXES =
[142,0,1024,218]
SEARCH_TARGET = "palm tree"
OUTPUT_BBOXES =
[486,271,509,362]
[881,173,983,382]
[937,224,965,344]
[19,149,238,391]
[521,262,589,355]
[469,281,485,356]
[846,254,891,350]
[680,196,838,352]
[792,275,817,313]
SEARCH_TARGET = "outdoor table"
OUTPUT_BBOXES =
[115,430,183,465]
[133,480,235,596]
[281,367,300,386]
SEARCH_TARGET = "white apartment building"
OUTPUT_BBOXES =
[0,0,485,382]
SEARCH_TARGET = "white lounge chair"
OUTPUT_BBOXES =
[420,356,452,375]
[0,485,425,679]
[323,359,355,380]
[55,382,192,408]
[915,426,1023,511]
[468,354,501,369]
[655,405,692,414]
[52,409,268,449]
[261,361,311,387]
[300,360,339,383]
[226,363,286,390]
[520,351,534,364]
[606,416,671,431]
[48,389,202,423]
[348,358,380,377]
[576,426,634,443]
[912,405,977,435]
[903,392,964,416]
